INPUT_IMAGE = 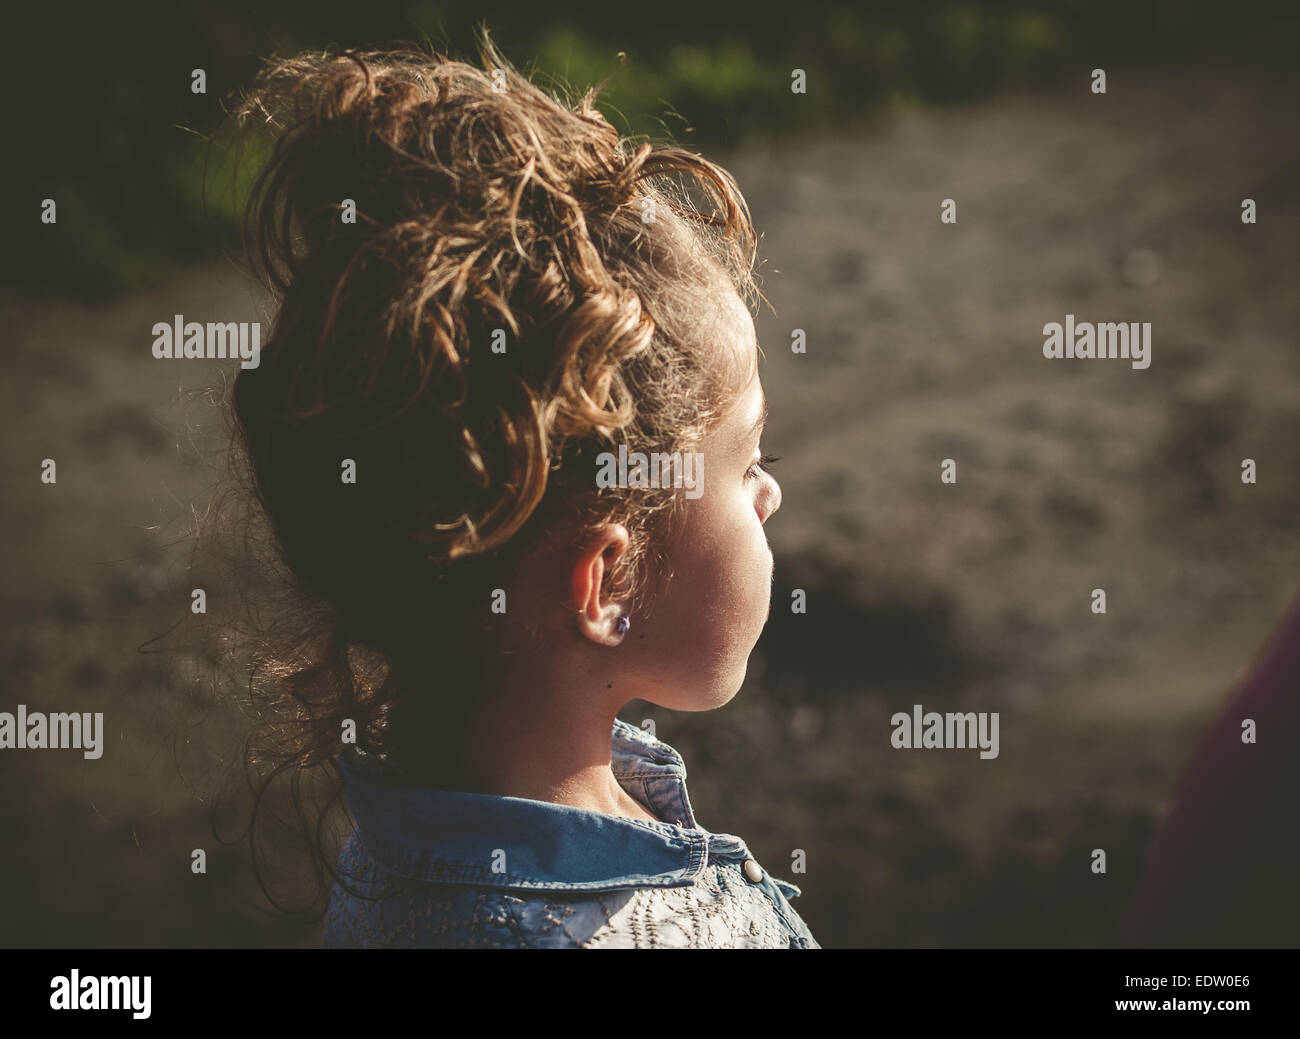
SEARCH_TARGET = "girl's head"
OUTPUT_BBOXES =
[232,37,779,786]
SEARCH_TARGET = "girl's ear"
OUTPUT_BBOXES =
[571,524,631,647]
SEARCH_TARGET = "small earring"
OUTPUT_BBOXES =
[615,613,630,636]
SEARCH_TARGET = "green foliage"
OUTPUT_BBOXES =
[7,0,1290,297]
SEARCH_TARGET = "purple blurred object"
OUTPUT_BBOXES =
[1124,583,1300,947]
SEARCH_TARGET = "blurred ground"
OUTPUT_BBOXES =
[2,60,1297,947]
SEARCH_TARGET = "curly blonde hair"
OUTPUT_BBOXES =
[226,32,762,902]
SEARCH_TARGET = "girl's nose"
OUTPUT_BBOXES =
[761,476,781,523]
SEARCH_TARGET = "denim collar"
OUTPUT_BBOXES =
[336,717,753,892]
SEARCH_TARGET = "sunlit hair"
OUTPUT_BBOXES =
[224,32,761,907]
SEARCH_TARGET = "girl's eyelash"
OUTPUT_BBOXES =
[746,454,781,480]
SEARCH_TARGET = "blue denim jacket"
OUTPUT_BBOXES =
[323,717,820,948]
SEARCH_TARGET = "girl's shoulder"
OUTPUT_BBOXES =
[323,832,816,948]
[323,719,820,948]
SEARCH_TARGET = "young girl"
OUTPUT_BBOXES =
[231,36,819,948]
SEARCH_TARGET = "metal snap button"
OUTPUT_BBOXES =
[742,858,763,883]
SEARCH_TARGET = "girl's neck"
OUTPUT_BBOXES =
[386,619,654,819]
[449,686,651,819]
